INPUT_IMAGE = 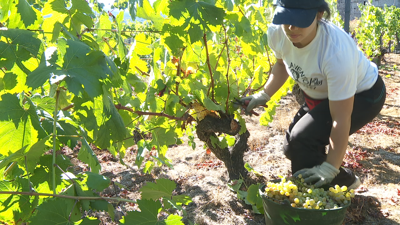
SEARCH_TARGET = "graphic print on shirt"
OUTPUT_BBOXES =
[289,62,323,90]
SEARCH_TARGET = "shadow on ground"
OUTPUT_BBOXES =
[345,195,400,225]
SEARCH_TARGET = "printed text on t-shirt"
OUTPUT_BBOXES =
[289,62,323,90]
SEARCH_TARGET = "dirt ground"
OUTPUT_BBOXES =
[90,53,400,225]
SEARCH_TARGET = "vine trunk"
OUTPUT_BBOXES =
[196,115,250,180]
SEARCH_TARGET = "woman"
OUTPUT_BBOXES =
[241,0,386,189]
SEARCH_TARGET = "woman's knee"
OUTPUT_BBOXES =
[282,130,306,159]
[283,142,291,160]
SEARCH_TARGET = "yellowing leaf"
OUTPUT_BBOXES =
[137,0,165,31]
[134,33,153,55]
[129,54,148,74]
[192,102,209,121]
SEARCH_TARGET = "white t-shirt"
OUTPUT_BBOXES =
[267,21,378,101]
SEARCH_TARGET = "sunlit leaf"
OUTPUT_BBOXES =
[137,0,164,30]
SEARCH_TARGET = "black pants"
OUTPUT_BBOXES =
[283,75,386,187]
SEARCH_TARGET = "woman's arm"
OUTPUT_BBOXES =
[263,59,290,97]
[240,59,290,113]
[326,96,354,168]
[294,96,354,187]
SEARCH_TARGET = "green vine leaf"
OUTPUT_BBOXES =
[45,0,69,14]
[30,155,72,190]
[26,52,56,90]
[140,178,176,200]
[29,198,82,225]
[76,217,100,225]
[16,0,39,28]
[0,146,27,171]
[23,135,51,172]
[121,199,165,225]
[169,0,225,29]
[0,94,39,156]
[210,136,228,149]
[0,93,26,129]
[78,139,101,174]
[164,215,184,225]
[163,35,185,56]
[0,29,42,73]
[85,172,111,192]
[0,180,19,221]
[63,40,112,98]
[152,127,178,148]
[0,0,302,223]
[188,23,203,44]
[95,96,128,149]
[127,0,143,21]
[245,184,263,214]
[70,0,93,15]
[171,195,192,206]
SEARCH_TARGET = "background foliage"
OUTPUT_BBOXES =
[2,0,396,224]
[356,2,400,59]
[0,0,290,223]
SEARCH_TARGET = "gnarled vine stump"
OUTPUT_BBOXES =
[196,115,250,181]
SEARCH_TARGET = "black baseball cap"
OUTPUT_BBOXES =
[272,0,326,28]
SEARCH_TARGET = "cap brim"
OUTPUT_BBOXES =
[272,6,318,28]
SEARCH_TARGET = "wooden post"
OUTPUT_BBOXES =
[344,0,351,33]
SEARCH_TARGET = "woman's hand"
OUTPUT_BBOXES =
[239,59,288,115]
[293,162,340,187]
[240,92,270,114]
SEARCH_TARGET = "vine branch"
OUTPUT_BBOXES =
[69,200,78,221]
[102,37,117,56]
[176,50,184,95]
[203,34,215,101]
[62,103,74,111]
[55,164,76,184]
[58,103,192,121]
[135,66,150,76]
[0,191,137,204]
[214,44,226,71]
[253,46,274,93]
[26,28,162,34]
[115,104,190,121]
[223,26,231,113]
[0,67,6,75]
[52,88,61,194]
[25,156,33,192]
[86,28,161,33]
[243,47,274,96]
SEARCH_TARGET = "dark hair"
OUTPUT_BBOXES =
[318,1,331,20]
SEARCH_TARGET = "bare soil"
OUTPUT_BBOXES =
[85,54,400,225]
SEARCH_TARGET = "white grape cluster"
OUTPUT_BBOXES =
[263,175,355,210]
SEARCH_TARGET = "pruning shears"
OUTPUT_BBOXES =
[232,98,261,116]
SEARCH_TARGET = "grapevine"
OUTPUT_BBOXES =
[355,2,400,63]
[263,175,355,210]
[0,0,293,223]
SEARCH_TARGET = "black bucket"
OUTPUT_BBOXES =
[259,185,350,225]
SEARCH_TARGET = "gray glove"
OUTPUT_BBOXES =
[293,162,340,188]
[240,92,270,114]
